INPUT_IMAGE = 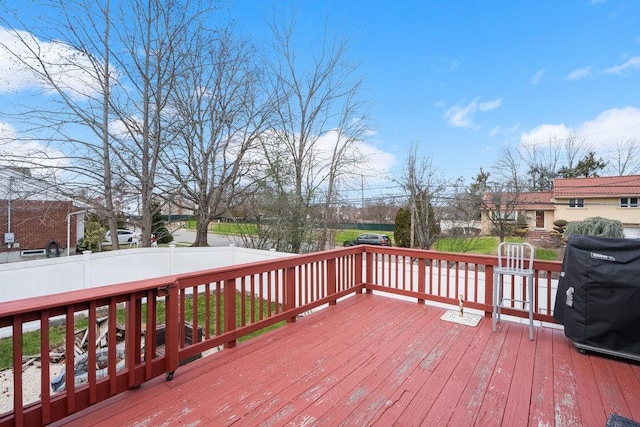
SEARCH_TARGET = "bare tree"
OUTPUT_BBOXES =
[162,28,271,246]
[260,12,370,253]
[519,139,562,191]
[398,142,446,249]
[607,137,640,176]
[480,147,526,242]
[557,135,592,176]
[106,0,212,246]
[0,0,123,248]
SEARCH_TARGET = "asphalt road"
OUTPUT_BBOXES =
[170,228,238,247]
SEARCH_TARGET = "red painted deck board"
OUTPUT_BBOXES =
[52,293,640,427]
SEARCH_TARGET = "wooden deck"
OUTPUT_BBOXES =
[52,293,640,426]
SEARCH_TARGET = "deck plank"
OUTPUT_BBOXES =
[474,320,524,426]
[390,316,482,424]
[592,355,632,420]
[529,326,556,426]
[500,325,536,426]
[611,360,640,422]
[552,327,583,426]
[569,342,606,426]
[422,314,500,425]
[313,304,440,425]
[51,294,640,427]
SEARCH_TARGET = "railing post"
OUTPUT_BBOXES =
[418,258,426,304]
[354,252,363,293]
[365,251,373,294]
[327,258,337,305]
[164,282,179,380]
[485,264,494,318]
[126,294,143,388]
[285,266,296,323]
[224,279,237,348]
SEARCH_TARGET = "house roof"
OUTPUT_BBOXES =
[516,191,555,210]
[483,191,555,210]
[554,175,640,198]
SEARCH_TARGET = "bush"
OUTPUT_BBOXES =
[77,221,105,252]
[565,217,624,239]
[553,219,568,237]
[394,208,411,248]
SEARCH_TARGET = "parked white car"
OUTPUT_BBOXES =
[104,229,135,245]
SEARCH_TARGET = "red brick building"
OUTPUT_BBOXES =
[1,169,83,262]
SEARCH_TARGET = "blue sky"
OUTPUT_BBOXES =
[1,0,640,197]
[230,0,640,182]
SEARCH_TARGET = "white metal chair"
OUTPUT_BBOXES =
[492,242,535,340]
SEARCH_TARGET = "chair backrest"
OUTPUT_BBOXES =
[497,242,534,273]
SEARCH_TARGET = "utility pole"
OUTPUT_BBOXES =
[361,174,364,222]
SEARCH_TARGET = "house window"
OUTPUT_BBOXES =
[568,198,584,208]
[491,211,516,221]
[620,197,639,208]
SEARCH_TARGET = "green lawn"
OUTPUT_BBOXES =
[433,236,558,260]
[185,221,257,235]
[0,293,283,370]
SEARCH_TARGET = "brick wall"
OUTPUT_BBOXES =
[0,200,76,253]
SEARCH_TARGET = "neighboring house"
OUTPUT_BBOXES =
[480,191,554,236]
[0,168,85,263]
[554,175,640,238]
[480,175,640,239]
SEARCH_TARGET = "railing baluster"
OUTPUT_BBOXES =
[65,305,76,410]
[41,309,51,424]
[12,315,23,423]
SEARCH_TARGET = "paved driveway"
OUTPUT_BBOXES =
[170,228,238,247]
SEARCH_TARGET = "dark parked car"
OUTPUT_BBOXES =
[349,233,392,246]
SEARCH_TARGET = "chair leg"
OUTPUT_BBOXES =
[492,272,499,332]
[528,278,534,341]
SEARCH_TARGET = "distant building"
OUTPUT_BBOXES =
[480,175,640,239]
[0,168,84,263]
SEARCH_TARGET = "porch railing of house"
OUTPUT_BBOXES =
[0,245,562,426]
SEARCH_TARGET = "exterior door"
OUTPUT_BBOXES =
[535,211,544,229]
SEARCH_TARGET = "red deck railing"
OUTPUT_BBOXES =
[0,245,561,426]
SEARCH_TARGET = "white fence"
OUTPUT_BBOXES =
[0,245,292,304]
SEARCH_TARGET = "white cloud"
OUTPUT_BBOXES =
[443,97,502,128]
[604,56,640,75]
[579,107,640,142]
[530,69,544,85]
[0,26,101,97]
[315,129,396,182]
[567,67,592,80]
[519,107,640,150]
[478,99,502,111]
[520,123,574,147]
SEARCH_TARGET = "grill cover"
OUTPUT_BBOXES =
[553,235,640,356]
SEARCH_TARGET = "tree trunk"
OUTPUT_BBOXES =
[194,218,210,247]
